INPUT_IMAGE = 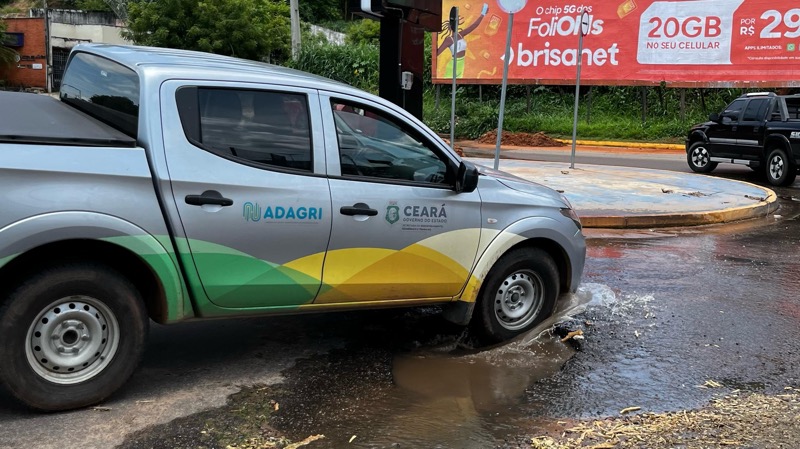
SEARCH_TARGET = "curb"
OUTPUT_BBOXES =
[553,139,685,151]
[577,185,779,229]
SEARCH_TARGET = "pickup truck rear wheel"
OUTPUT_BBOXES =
[472,248,559,344]
[0,263,148,411]
[765,148,797,186]
[687,142,718,173]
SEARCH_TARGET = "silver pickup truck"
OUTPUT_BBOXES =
[0,44,585,411]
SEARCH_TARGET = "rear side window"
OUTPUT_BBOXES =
[176,87,312,172]
[742,99,769,121]
[59,52,140,138]
[785,97,800,119]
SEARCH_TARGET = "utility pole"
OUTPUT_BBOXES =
[44,0,51,93]
[290,0,300,60]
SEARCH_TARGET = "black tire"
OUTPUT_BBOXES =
[471,248,559,344]
[0,263,148,411]
[687,142,718,173]
[765,147,797,187]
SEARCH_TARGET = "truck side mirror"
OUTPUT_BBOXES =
[455,161,479,193]
[709,113,720,122]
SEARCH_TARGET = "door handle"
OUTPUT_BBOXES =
[185,190,234,207]
[340,202,378,216]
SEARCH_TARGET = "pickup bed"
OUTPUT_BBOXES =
[0,44,585,411]
[685,92,800,186]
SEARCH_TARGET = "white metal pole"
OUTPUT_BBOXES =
[569,34,584,169]
[290,0,301,60]
[449,8,459,153]
[570,11,589,169]
[493,12,514,170]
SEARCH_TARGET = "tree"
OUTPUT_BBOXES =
[0,19,19,68]
[123,0,291,62]
[298,0,345,23]
[345,19,380,46]
[44,0,113,11]
[74,0,113,11]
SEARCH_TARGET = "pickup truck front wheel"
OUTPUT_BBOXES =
[687,142,718,173]
[0,263,148,411]
[765,148,797,187]
[472,248,559,344]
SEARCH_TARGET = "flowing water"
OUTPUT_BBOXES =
[324,283,625,448]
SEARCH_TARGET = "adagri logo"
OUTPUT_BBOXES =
[243,202,262,222]
[243,202,323,223]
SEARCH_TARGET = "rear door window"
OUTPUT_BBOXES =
[742,99,769,122]
[177,87,313,172]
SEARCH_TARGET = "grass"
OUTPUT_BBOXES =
[422,86,723,143]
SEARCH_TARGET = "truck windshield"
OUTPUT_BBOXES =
[60,52,140,138]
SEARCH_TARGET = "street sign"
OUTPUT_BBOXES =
[497,0,526,14]
[580,10,590,36]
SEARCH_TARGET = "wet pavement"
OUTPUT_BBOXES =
[114,190,800,449]
[466,156,779,228]
[1,159,799,448]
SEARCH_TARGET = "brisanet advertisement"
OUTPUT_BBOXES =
[432,0,800,86]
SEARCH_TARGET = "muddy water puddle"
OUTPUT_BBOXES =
[321,284,622,448]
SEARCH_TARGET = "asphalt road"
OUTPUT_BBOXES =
[0,149,797,449]
[462,143,758,177]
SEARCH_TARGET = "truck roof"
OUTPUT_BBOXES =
[75,43,355,93]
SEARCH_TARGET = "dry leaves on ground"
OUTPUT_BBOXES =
[531,390,800,448]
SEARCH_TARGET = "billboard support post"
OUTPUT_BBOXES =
[493,12,514,170]
[449,7,459,153]
[570,10,590,170]
[493,0,528,170]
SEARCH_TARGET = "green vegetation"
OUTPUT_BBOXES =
[423,85,745,142]
[345,18,380,46]
[286,41,379,93]
[124,0,291,63]
[283,31,749,142]
[298,0,345,24]
[68,0,113,11]
[0,18,18,68]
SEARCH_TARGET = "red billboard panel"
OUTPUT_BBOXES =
[432,0,800,87]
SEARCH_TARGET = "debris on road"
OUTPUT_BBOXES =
[699,380,723,389]
[285,434,325,449]
[476,129,566,147]
[620,406,641,415]
[530,391,800,449]
[560,330,584,343]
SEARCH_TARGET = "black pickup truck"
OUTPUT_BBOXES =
[685,92,800,186]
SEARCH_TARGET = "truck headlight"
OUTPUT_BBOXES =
[560,207,582,230]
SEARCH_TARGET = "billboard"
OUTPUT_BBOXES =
[432,0,800,86]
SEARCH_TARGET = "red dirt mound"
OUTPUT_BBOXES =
[476,129,566,147]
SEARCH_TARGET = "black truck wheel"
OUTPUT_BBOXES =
[687,142,718,173]
[765,148,797,186]
[0,263,148,411]
[472,248,559,344]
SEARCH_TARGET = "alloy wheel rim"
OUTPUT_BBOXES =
[770,155,784,180]
[692,147,709,167]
